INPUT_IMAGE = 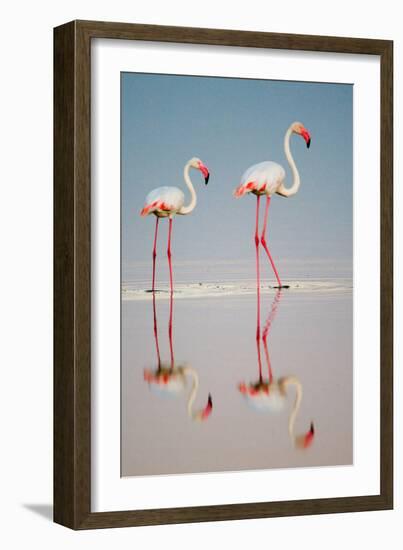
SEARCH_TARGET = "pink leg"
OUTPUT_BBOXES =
[152,217,159,292]
[167,218,175,368]
[261,196,282,288]
[168,288,175,369]
[262,289,282,337]
[262,290,282,382]
[254,196,263,379]
[255,195,261,333]
[257,334,263,383]
[262,336,273,383]
[152,291,161,368]
[167,218,174,294]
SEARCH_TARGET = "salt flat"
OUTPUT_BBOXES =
[122,278,353,301]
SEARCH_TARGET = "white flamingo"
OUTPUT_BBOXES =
[140,157,210,292]
[143,289,213,422]
[238,290,315,450]
[144,365,213,422]
[239,375,315,450]
[234,122,311,288]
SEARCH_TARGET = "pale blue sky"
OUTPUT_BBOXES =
[121,72,352,280]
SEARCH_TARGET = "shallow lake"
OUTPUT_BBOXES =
[121,285,353,477]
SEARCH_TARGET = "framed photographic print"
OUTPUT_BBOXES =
[54,20,393,529]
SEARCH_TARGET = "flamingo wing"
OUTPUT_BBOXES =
[141,186,185,216]
[243,391,286,412]
[234,161,285,197]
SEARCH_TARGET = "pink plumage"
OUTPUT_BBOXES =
[234,161,286,198]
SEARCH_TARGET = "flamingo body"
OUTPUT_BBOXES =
[239,382,286,412]
[144,366,213,421]
[141,186,185,217]
[144,366,187,396]
[234,161,285,198]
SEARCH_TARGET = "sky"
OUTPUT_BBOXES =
[121,72,352,281]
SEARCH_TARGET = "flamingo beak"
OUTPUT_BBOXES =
[200,393,213,420]
[296,422,315,449]
[305,422,315,447]
[198,162,210,184]
[301,129,311,149]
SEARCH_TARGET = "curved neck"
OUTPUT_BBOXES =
[280,376,302,438]
[184,367,199,418]
[277,127,301,197]
[179,163,197,215]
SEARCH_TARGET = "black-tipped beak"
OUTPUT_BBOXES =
[207,393,212,406]
[204,173,210,185]
[301,129,311,149]
[310,422,314,434]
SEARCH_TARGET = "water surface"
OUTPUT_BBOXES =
[121,286,353,476]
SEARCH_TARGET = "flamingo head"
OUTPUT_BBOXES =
[193,393,213,422]
[189,157,210,184]
[291,122,311,148]
[294,422,315,450]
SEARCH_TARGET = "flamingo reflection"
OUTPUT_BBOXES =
[238,290,315,449]
[143,291,213,422]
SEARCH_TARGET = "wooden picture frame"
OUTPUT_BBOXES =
[54,19,393,529]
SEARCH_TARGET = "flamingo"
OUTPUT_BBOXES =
[234,122,311,289]
[143,289,213,422]
[238,290,315,450]
[140,157,210,293]
[144,365,213,422]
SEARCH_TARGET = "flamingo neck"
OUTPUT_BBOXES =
[277,126,301,197]
[281,376,303,439]
[178,162,197,215]
[184,367,199,418]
